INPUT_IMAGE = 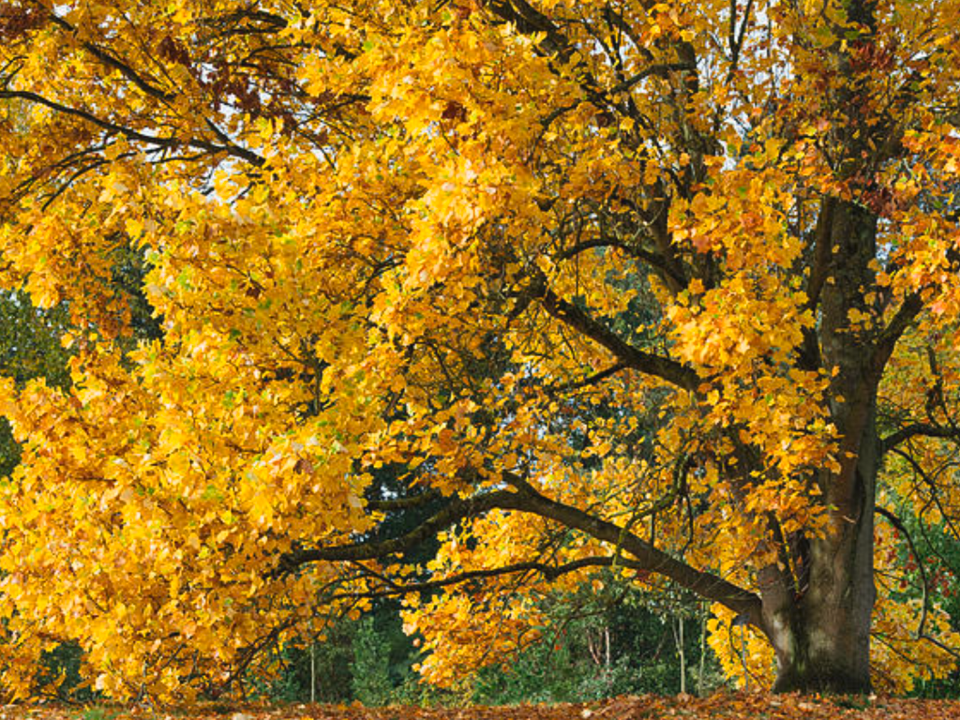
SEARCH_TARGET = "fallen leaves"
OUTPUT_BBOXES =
[4,695,960,720]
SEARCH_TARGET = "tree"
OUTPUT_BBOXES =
[1,0,960,700]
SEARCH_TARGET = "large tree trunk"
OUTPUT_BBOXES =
[761,0,889,692]
[764,199,881,693]
[769,431,878,693]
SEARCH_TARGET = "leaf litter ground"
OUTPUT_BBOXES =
[3,694,960,720]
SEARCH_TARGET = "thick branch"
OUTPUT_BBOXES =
[275,489,519,570]
[805,196,835,314]
[483,0,634,115]
[549,363,628,395]
[503,474,763,626]
[483,0,579,65]
[880,423,960,456]
[555,238,687,289]
[536,282,700,391]
[606,62,696,95]
[832,291,924,510]
[281,477,761,625]
[872,292,924,379]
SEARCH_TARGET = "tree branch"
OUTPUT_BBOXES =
[502,474,763,626]
[273,488,520,571]
[872,292,924,379]
[0,90,265,167]
[366,489,442,512]
[875,505,931,639]
[554,238,687,289]
[345,555,646,599]
[534,280,700,391]
[45,10,178,103]
[548,363,628,395]
[606,62,696,96]
[278,474,761,626]
[880,423,960,456]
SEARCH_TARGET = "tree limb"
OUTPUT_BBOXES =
[0,89,266,167]
[880,423,960,456]
[274,488,520,571]
[278,475,761,626]
[45,9,178,103]
[501,473,763,626]
[344,555,647,598]
[875,505,931,639]
[534,280,700,391]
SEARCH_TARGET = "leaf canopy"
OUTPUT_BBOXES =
[1,0,959,700]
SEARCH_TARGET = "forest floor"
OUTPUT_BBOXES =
[3,694,960,720]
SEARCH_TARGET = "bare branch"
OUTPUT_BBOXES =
[549,362,628,395]
[279,471,761,626]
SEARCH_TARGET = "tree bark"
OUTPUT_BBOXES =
[763,199,880,693]
[767,470,876,690]
[768,432,878,693]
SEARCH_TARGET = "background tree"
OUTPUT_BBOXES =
[1,0,960,700]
